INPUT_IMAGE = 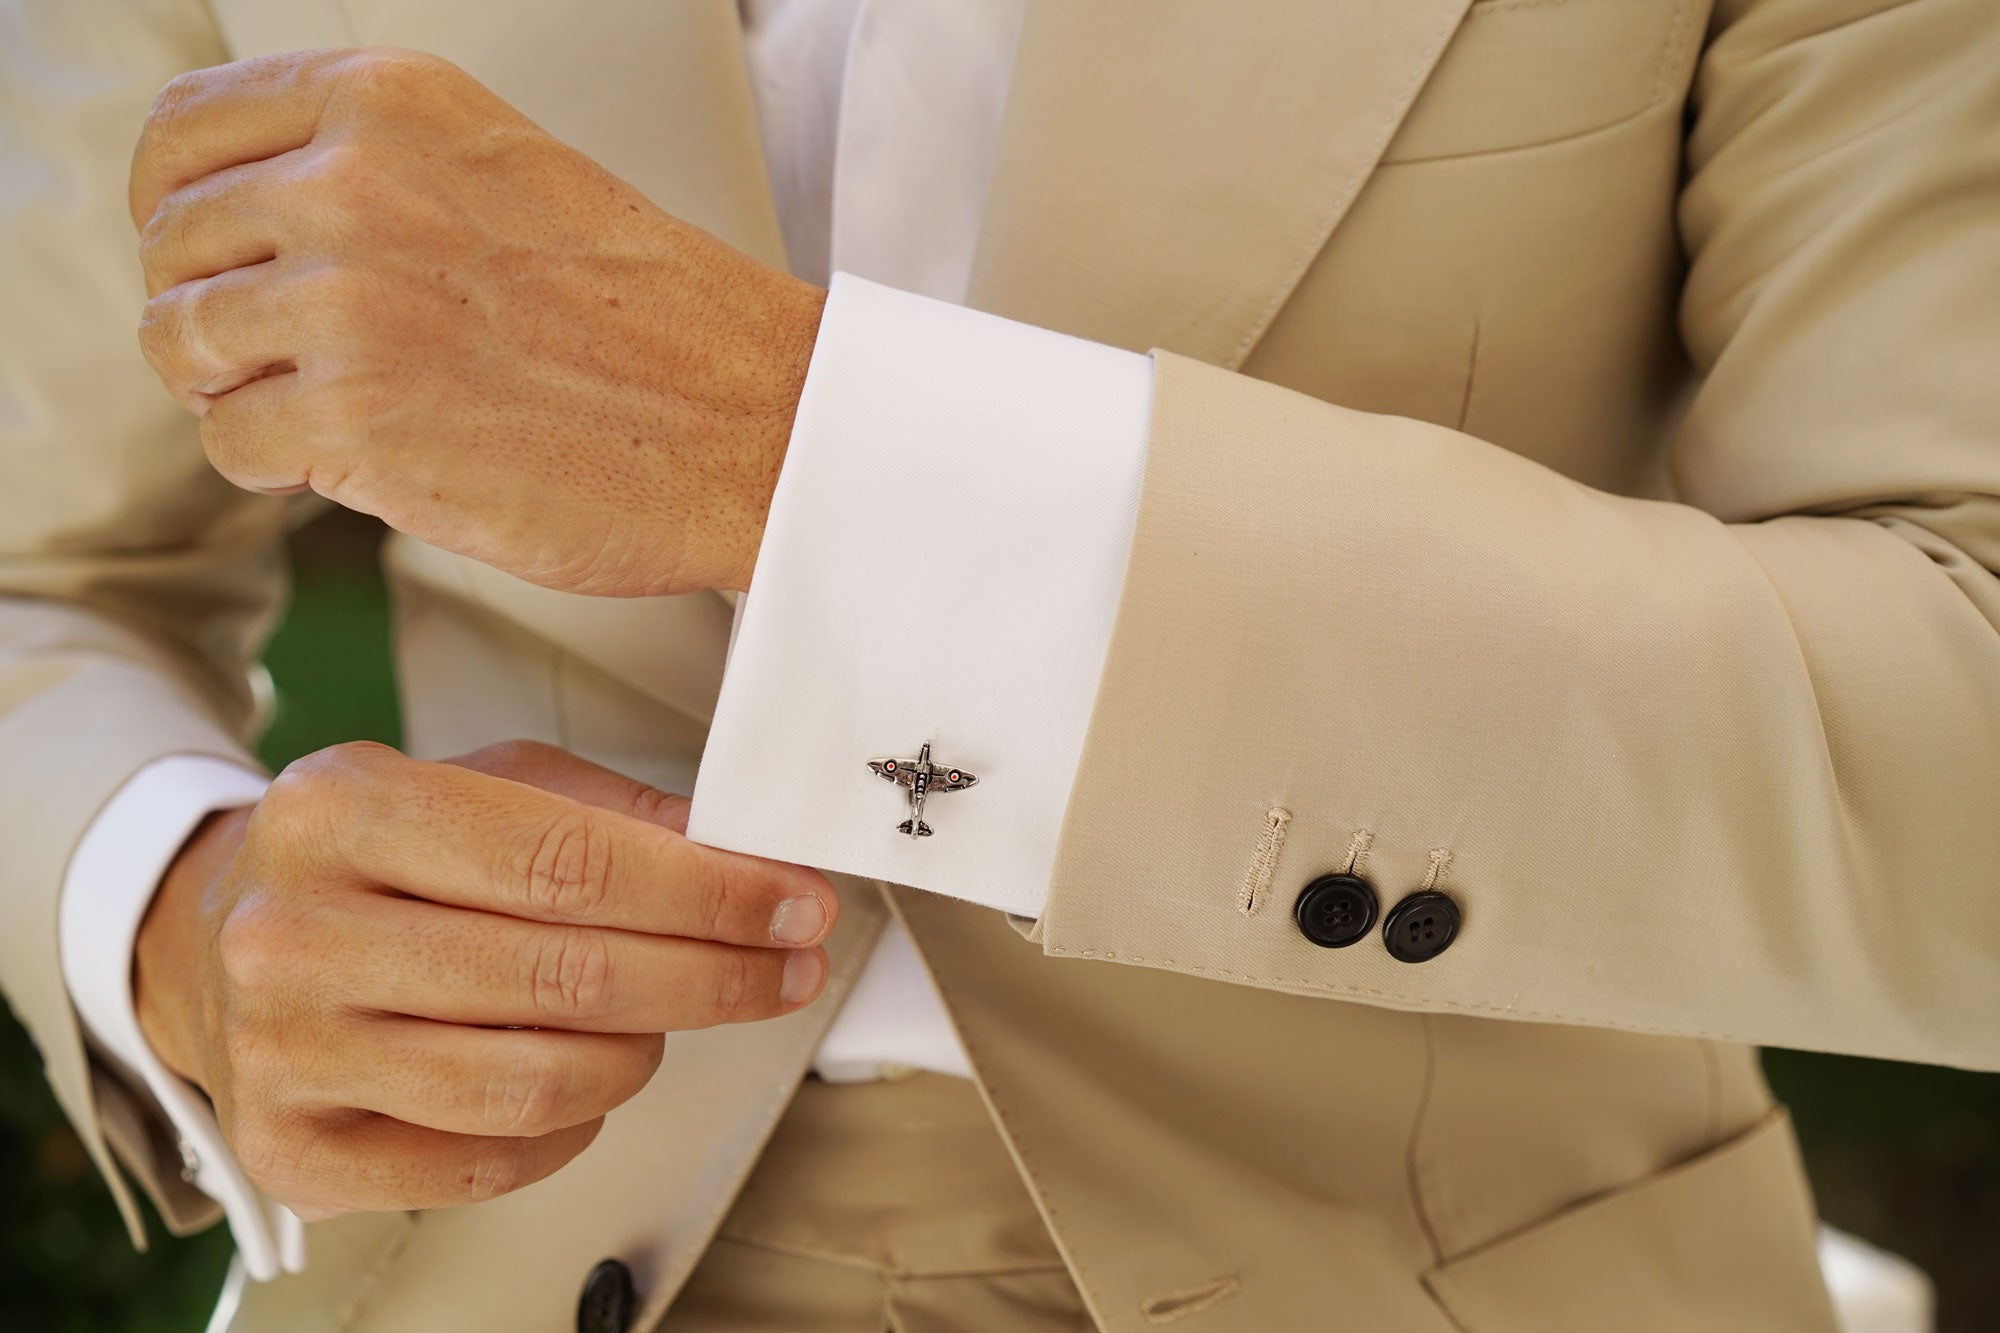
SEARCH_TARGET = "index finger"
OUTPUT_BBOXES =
[279,746,836,948]
[129,48,351,231]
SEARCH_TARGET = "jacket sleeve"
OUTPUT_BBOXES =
[0,0,293,1242]
[1039,0,2000,1070]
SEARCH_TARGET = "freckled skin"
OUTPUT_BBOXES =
[132,47,826,598]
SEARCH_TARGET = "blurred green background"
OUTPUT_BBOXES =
[3,510,1996,1330]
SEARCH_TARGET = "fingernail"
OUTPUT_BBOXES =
[769,894,827,946]
[781,949,825,1006]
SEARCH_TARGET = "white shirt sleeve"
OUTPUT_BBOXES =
[687,273,1152,919]
[57,755,305,1281]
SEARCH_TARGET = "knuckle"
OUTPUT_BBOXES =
[335,48,453,102]
[135,291,183,373]
[174,280,223,343]
[702,876,731,943]
[229,1120,289,1192]
[480,1051,563,1136]
[516,813,610,921]
[462,739,559,780]
[137,184,215,282]
[198,412,271,492]
[329,50,394,102]
[264,756,323,807]
[260,765,328,828]
[261,741,398,848]
[460,1139,532,1204]
[239,794,290,854]
[686,858,733,942]
[326,51,463,134]
[628,784,684,828]
[280,741,395,797]
[526,927,612,1022]
[711,948,772,1024]
[302,145,393,232]
[307,141,370,199]
[136,201,178,268]
[337,48,416,93]
[230,1107,327,1206]
[142,71,204,151]
[214,897,297,996]
[321,738,401,769]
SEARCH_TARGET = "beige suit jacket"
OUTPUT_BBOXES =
[4,0,1994,1328]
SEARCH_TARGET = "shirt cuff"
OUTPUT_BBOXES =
[56,755,305,1280]
[688,273,1152,919]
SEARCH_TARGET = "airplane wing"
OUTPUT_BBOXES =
[930,768,978,793]
[868,759,920,787]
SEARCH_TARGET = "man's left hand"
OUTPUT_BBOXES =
[132,47,824,596]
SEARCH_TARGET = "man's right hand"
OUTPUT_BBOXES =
[131,739,837,1220]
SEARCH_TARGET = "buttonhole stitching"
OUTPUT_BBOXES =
[1237,807,1292,915]
[1421,847,1453,891]
[1342,828,1375,876]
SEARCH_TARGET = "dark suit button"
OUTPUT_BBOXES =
[1294,873,1378,948]
[1383,891,1460,963]
[577,1257,636,1333]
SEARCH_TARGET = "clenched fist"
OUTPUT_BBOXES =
[132,741,838,1218]
[131,47,825,596]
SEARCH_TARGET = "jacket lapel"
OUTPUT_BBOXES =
[967,0,1475,368]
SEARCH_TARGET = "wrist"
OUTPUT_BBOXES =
[719,275,826,594]
[134,805,249,1090]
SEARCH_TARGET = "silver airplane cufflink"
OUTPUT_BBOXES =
[867,741,978,838]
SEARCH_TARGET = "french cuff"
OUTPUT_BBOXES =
[58,755,305,1280]
[688,273,1152,920]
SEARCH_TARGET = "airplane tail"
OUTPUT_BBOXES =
[897,819,934,837]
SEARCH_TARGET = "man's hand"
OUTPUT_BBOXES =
[132,740,837,1218]
[130,48,825,596]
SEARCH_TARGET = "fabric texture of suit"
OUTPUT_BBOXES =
[4,0,1994,1328]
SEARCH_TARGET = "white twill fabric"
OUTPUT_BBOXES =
[689,275,1150,919]
[739,0,1103,1080]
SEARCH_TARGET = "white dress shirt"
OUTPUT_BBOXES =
[738,0,1134,1082]
[55,0,1151,1278]
[57,757,304,1281]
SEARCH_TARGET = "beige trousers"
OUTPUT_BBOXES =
[663,1074,1092,1331]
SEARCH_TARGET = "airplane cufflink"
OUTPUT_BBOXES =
[867,741,978,839]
